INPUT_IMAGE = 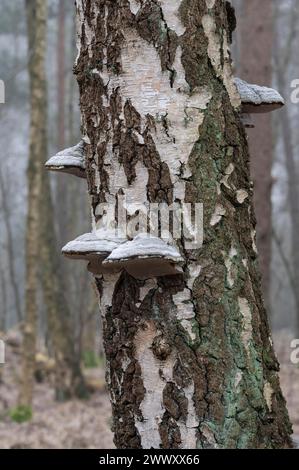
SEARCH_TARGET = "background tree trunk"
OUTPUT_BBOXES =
[275,70,299,335]
[0,168,22,323]
[19,0,47,407]
[57,0,65,152]
[75,0,292,449]
[272,9,299,335]
[21,0,87,405]
[56,0,68,244]
[238,0,273,304]
[39,1,87,400]
[40,169,87,401]
[0,266,7,332]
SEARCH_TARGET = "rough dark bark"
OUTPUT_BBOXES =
[238,0,273,304]
[75,0,292,449]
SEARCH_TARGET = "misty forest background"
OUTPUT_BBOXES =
[0,0,299,448]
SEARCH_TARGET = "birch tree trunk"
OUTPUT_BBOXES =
[20,0,46,407]
[238,0,273,304]
[75,0,292,449]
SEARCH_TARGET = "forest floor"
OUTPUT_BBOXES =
[0,329,298,449]
[0,335,114,449]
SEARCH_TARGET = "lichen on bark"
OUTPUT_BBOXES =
[75,0,292,449]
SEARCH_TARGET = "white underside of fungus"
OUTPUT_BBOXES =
[103,233,184,280]
[45,140,86,178]
[235,77,284,114]
[63,232,184,279]
[62,230,126,275]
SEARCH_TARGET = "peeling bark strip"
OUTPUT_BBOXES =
[75,0,292,448]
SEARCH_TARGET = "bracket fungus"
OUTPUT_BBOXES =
[62,232,184,279]
[62,231,125,275]
[103,233,184,280]
[235,77,284,114]
[45,140,86,178]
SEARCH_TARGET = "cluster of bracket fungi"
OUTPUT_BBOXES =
[62,231,184,279]
[45,79,284,279]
